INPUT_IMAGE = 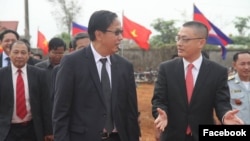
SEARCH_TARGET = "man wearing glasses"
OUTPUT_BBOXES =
[152,21,243,141]
[52,10,140,141]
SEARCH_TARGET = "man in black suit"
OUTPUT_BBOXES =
[0,29,19,68]
[0,30,41,68]
[50,32,90,102]
[152,21,243,141]
[0,40,53,141]
[53,10,140,141]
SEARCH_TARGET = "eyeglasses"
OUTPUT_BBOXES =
[175,36,204,43]
[105,29,123,36]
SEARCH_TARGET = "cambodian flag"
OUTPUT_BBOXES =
[193,4,233,59]
[72,21,88,36]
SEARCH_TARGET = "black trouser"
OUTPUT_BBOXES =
[185,134,195,141]
[5,121,37,141]
[101,132,121,141]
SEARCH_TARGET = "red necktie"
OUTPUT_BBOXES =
[186,64,194,134]
[16,69,27,119]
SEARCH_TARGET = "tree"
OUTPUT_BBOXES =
[150,19,178,48]
[55,32,71,49]
[48,0,82,34]
[233,16,250,36]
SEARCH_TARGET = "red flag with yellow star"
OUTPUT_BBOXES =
[37,30,48,55]
[123,15,151,50]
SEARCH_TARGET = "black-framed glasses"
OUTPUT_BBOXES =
[105,29,123,36]
[175,36,204,43]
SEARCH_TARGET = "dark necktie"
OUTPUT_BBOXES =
[100,58,113,133]
[185,64,194,134]
[16,69,27,119]
[6,57,10,66]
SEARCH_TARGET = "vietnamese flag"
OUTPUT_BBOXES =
[123,15,152,50]
[0,46,3,53]
[37,30,48,55]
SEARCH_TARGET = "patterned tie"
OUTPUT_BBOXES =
[185,64,194,134]
[16,69,27,119]
[100,58,113,133]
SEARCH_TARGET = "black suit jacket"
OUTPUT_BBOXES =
[0,53,5,68]
[152,57,232,141]
[53,46,140,141]
[0,65,53,141]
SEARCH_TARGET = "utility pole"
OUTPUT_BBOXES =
[24,0,30,41]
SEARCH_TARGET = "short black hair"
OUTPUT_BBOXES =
[48,37,66,51]
[88,10,118,41]
[183,21,208,39]
[72,32,89,49]
[233,51,250,62]
[10,40,30,52]
[0,29,19,41]
[20,38,31,52]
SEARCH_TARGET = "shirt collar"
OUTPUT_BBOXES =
[90,43,111,65]
[11,64,27,75]
[183,54,203,70]
[2,51,8,60]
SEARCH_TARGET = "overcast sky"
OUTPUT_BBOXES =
[0,0,249,47]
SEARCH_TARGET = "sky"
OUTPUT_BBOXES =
[0,0,249,47]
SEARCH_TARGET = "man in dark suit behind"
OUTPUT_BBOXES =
[0,29,19,68]
[53,10,140,141]
[0,40,53,141]
[152,21,243,141]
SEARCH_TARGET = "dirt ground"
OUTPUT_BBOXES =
[137,83,155,141]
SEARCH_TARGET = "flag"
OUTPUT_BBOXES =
[193,4,233,59]
[72,21,88,36]
[0,46,3,53]
[123,15,152,50]
[37,30,48,55]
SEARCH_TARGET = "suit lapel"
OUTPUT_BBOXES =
[85,47,106,106]
[176,59,189,106]
[110,55,118,112]
[0,54,3,68]
[190,58,210,104]
[7,66,15,106]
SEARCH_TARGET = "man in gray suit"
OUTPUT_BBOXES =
[152,21,243,141]
[0,40,53,141]
[53,10,140,141]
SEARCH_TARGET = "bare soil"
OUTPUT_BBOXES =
[137,83,155,141]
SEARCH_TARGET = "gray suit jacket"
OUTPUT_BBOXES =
[53,46,140,141]
[0,65,52,141]
[152,57,232,141]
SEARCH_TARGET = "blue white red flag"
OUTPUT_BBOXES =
[72,21,88,36]
[193,4,233,59]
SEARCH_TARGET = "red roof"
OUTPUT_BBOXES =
[0,21,18,32]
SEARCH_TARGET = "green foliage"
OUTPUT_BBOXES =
[150,19,178,48]
[55,32,71,49]
[48,0,82,34]
[231,36,250,47]
[233,16,250,36]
